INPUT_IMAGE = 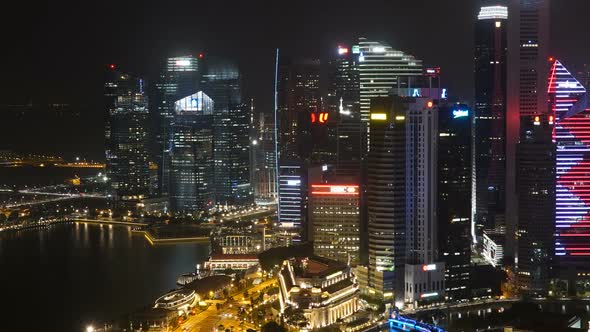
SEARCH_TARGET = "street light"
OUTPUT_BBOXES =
[86,326,94,332]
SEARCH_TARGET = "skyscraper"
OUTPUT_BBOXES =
[366,96,407,300]
[169,92,215,213]
[277,162,319,244]
[253,112,278,201]
[438,103,472,301]
[474,5,508,236]
[277,58,321,161]
[203,58,252,206]
[104,67,151,200]
[329,45,363,178]
[549,60,590,293]
[154,55,203,196]
[506,0,551,257]
[404,98,445,306]
[507,0,550,118]
[309,184,360,265]
[516,114,555,294]
[357,38,422,124]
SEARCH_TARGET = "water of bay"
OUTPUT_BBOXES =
[0,223,210,331]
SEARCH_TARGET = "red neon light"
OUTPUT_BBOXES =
[319,112,329,123]
[311,184,359,196]
[198,53,204,59]
[570,253,590,256]
[311,113,316,123]
[548,60,558,94]
[312,185,359,188]
[109,64,116,70]
[311,192,358,196]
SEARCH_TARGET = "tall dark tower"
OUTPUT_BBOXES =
[276,58,321,162]
[104,66,150,200]
[154,56,203,196]
[203,58,253,206]
[474,5,508,238]
[438,103,472,301]
[329,45,362,179]
[506,0,551,259]
[516,114,555,295]
[169,92,215,213]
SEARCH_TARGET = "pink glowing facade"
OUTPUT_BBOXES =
[550,60,590,258]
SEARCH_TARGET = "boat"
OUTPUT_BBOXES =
[177,273,199,286]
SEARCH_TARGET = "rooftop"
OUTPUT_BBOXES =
[292,256,348,279]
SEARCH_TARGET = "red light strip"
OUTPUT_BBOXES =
[311,185,359,188]
[311,192,358,196]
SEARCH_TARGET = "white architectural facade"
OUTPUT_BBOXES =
[405,98,445,306]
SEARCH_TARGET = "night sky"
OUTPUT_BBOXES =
[2,0,589,159]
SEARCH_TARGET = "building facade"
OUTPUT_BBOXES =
[329,45,363,178]
[309,184,360,265]
[404,98,445,306]
[516,114,555,294]
[203,58,253,206]
[357,38,423,124]
[253,112,278,201]
[550,60,590,295]
[474,5,509,235]
[278,257,359,329]
[438,103,472,301]
[154,55,202,196]
[277,58,321,161]
[506,0,551,258]
[169,92,215,213]
[104,68,151,200]
[366,97,407,300]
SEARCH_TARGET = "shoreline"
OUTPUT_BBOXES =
[131,229,210,245]
[0,218,211,245]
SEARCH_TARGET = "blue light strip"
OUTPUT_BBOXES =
[389,317,446,332]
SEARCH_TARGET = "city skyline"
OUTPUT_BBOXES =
[4,1,590,331]
[6,1,590,162]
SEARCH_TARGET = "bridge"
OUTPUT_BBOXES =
[0,161,104,168]
[0,188,106,208]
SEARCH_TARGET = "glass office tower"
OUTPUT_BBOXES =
[154,55,202,196]
[474,6,508,235]
[169,92,215,213]
[104,68,150,200]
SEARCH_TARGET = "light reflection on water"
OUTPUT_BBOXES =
[0,223,210,332]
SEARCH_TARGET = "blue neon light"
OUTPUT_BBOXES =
[452,109,469,118]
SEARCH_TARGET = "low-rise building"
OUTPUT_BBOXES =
[204,254,259,271]
[278,256,359,329]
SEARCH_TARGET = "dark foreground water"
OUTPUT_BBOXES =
[0,223,210,332]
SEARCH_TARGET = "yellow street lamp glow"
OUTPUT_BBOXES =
[371,113,387,121]
[395,115,406,121]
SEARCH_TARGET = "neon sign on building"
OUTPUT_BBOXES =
[550,60,590,258]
